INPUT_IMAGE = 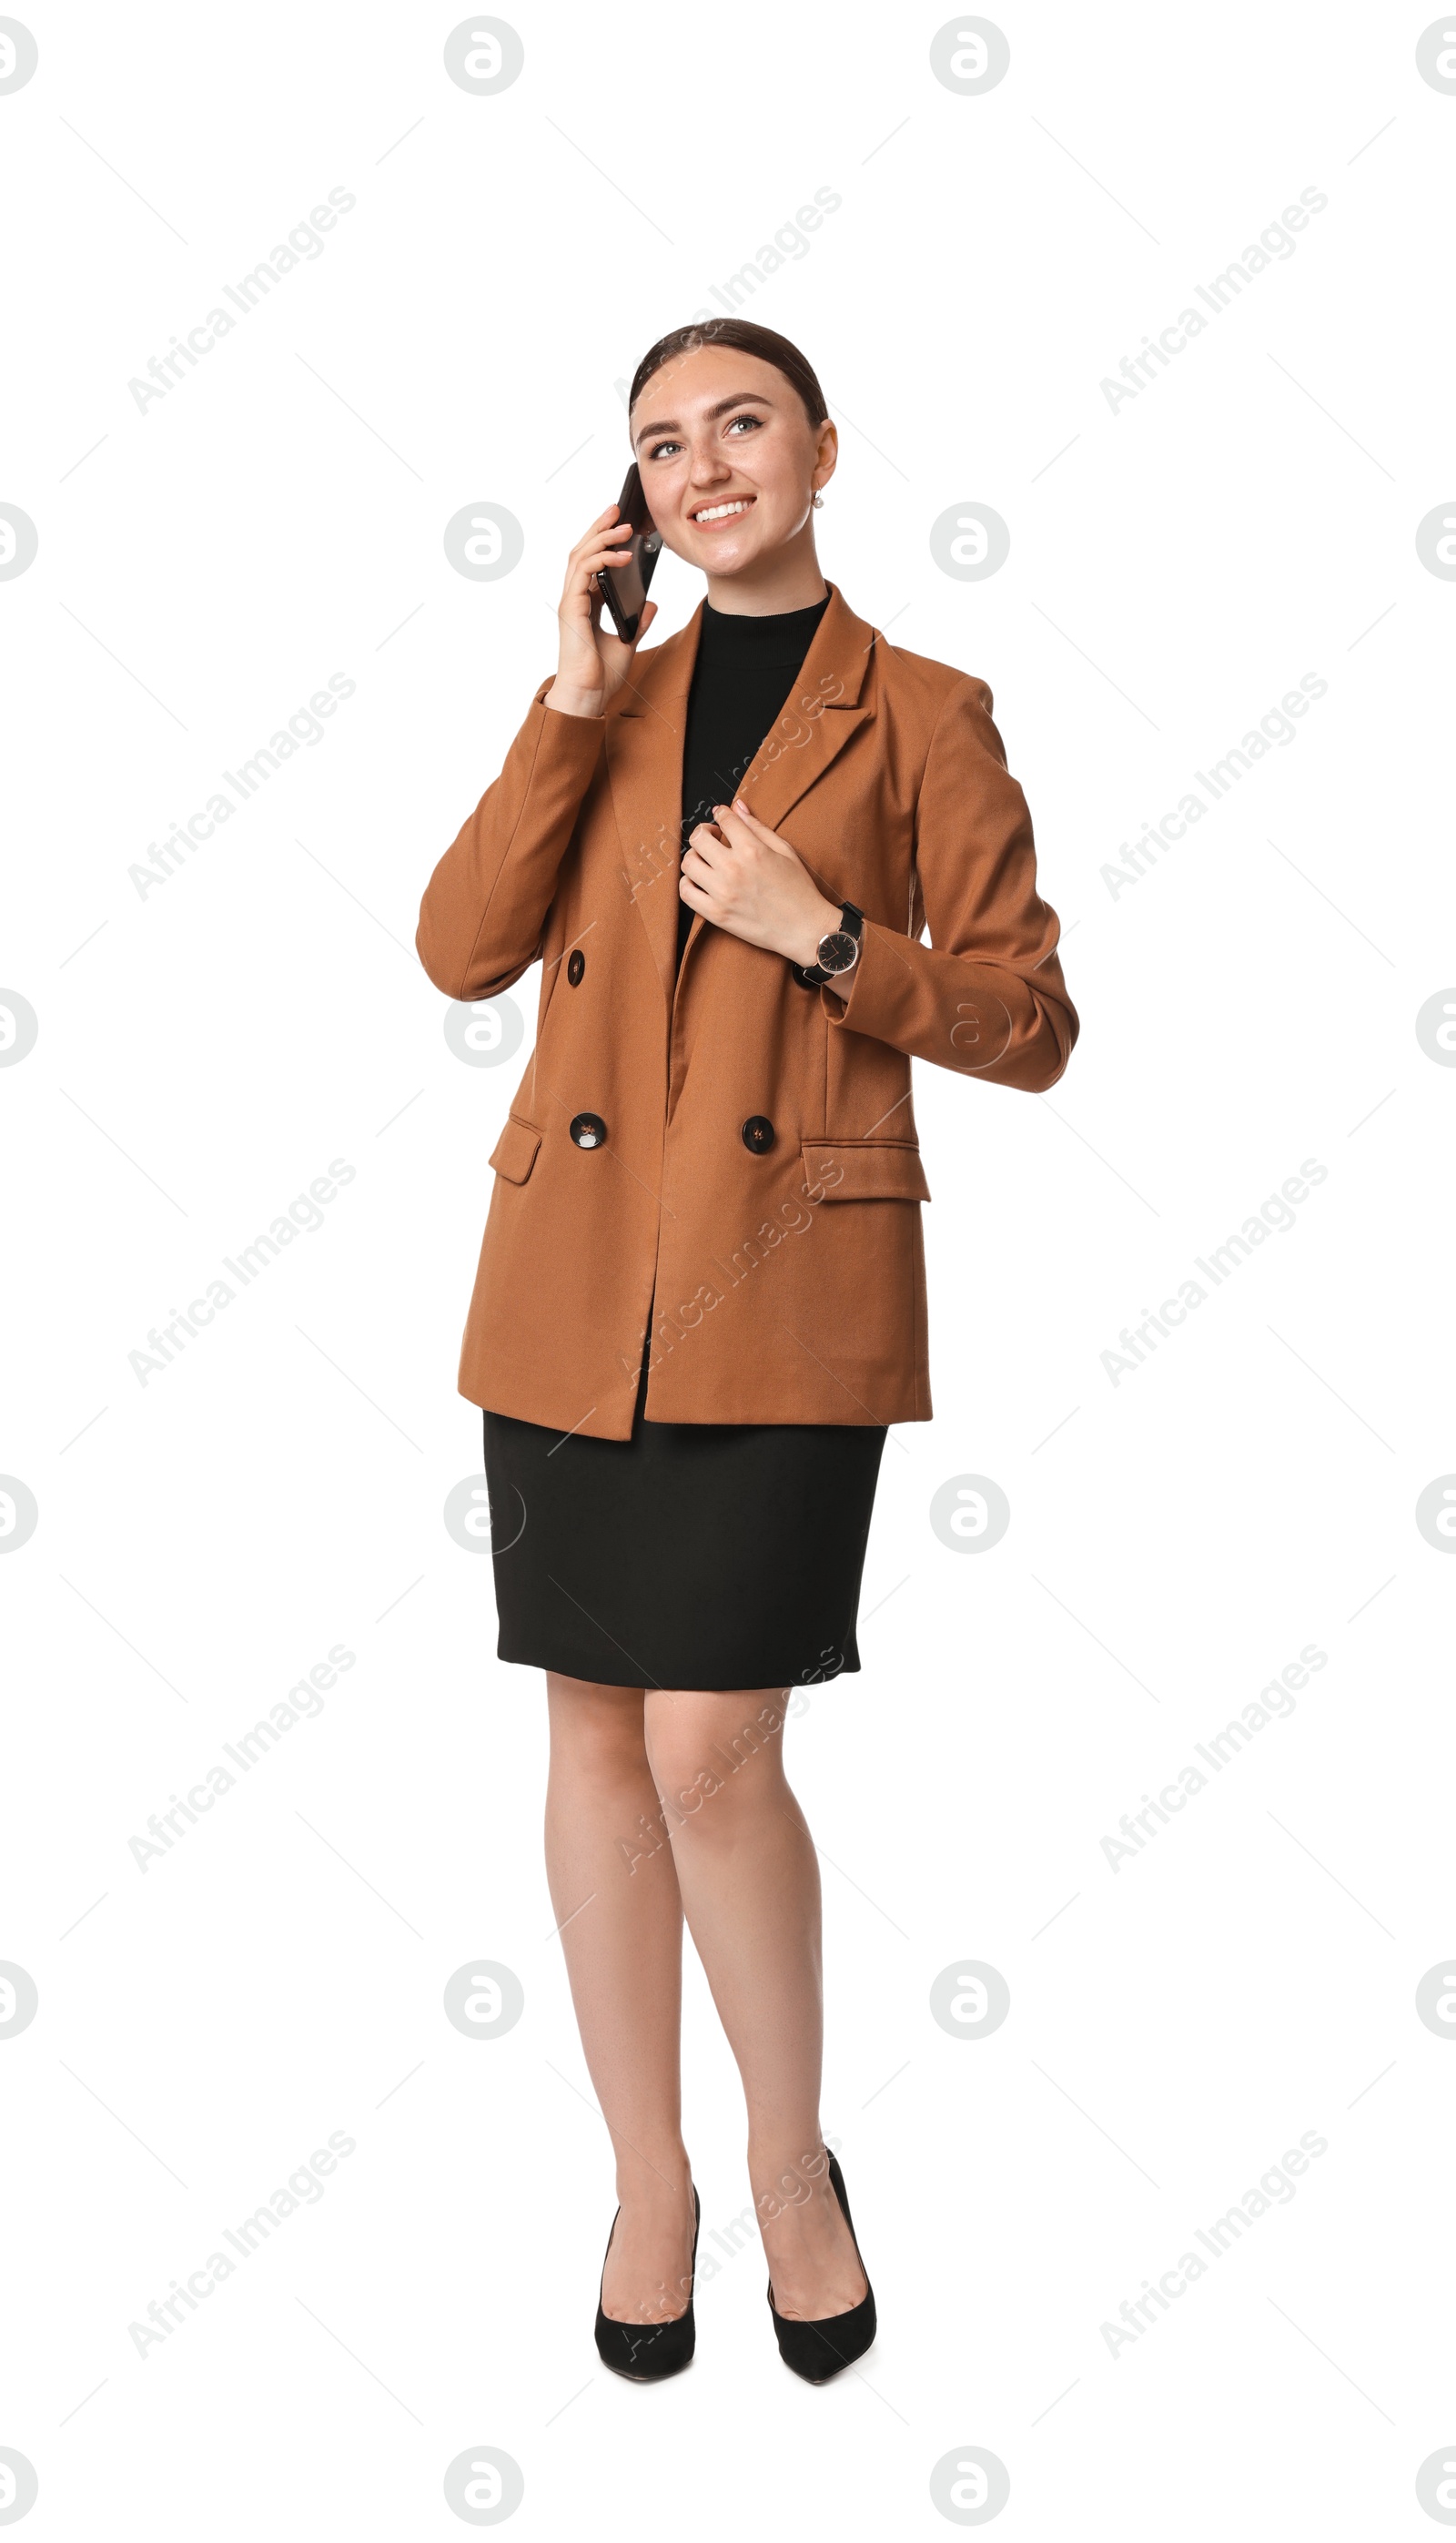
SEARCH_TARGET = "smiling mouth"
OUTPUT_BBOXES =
[689,496,755,525]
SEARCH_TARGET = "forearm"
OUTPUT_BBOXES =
[822,919,1077,1091]
[416,685,606,1001]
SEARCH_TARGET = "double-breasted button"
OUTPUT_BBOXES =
[741,1115,775,1154]
[570,1112,607,1149]
[567,948,585,986]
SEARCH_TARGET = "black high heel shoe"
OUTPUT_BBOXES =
[594,2183,701,2382]
[767,2152,876,2384]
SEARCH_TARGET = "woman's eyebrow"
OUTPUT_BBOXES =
[632,391,774,447]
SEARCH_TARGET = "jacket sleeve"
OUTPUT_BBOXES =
[416,682,607,1001]
[824,674,1078,1090]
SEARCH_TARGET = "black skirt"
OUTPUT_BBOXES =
[481,1346,886,1692]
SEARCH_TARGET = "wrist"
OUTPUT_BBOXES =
[544,679,605,719]
[788,894,845,968]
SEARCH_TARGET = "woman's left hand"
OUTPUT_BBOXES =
[680,797,843,968]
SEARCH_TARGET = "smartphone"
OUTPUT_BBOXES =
[593,463,662,643]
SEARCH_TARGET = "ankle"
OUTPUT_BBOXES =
[747,2139,834,2224]
[614,2150,692,2210]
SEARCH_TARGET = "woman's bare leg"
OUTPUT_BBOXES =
[642,1687,868,2319]
[543,1671,695,2323]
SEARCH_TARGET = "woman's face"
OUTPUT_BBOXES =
[629,346,836,580]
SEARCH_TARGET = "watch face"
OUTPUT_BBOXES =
[817,929,859,975]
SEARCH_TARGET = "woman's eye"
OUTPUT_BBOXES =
[645,414,761,459]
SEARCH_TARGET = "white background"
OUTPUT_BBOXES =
[4,2,1455,2534]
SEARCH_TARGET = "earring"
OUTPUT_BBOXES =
[812,492,824,509]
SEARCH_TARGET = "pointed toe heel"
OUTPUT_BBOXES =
[594,2183,700,2382]
[767,2153,877,2385]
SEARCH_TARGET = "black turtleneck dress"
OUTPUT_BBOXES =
[480,594,887,1693]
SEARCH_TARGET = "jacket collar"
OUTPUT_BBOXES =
[605,582,877,1002]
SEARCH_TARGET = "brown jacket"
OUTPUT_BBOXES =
[416,583,1077,1438]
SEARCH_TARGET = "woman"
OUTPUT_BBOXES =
[416,319,1078,2384]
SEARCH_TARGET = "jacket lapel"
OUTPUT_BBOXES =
[733,582,876,835]
[605,583,878,1003]
[605,612,702,1002]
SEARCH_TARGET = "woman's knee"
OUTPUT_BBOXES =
[546,1673,650,1779]
[643,1688,792,1824]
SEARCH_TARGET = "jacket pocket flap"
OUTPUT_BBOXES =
[489,1115,542,1184]
[801,1140,930,1202]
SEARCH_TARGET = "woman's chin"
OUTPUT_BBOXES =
[695,540,763,576]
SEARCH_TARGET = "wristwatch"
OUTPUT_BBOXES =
[793,900,864,989]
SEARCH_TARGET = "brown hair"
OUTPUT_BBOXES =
[628,319,829,440]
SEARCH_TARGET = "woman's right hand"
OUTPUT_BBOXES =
[543,505,659,719]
